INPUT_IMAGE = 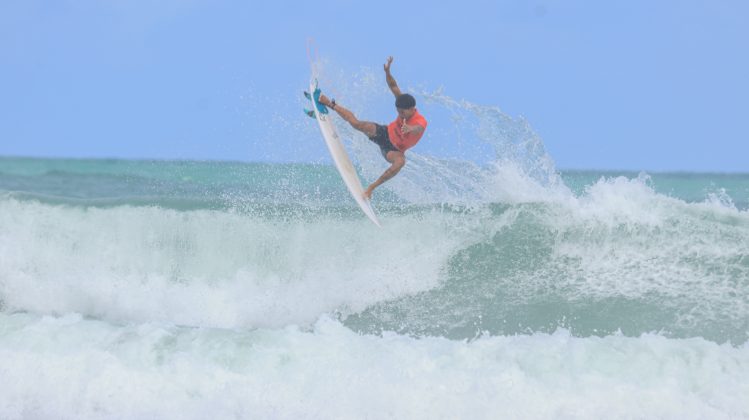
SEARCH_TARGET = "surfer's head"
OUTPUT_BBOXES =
[395,94,416,119]
[395,94,416,109]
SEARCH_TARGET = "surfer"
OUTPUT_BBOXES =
[316,57,428,199]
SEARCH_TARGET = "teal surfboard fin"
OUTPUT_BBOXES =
[303,108,316,119]
[304,80,329,115]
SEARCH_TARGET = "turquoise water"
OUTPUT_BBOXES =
[2,156,748,342]
[1,93,748,418]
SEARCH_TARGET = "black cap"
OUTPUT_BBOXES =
[395,93,416,109]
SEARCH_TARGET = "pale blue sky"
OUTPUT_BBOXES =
[1,0,747,171]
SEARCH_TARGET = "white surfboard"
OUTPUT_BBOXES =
[308,78,381,227]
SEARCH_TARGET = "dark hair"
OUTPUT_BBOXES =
[395,93,416,109]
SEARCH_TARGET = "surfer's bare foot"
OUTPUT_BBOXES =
[363,185,374,200]
[319,94,337,111]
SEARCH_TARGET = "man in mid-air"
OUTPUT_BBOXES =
[313,57,428,199]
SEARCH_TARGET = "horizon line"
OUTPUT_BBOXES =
[1,154,747,175]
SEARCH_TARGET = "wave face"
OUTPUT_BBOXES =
[2,85,749,418]
[1,168,748,344]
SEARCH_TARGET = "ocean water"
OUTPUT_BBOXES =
[2,95,749,419]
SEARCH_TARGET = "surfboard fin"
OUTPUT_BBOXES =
[303,108,316,119]
[304,86,329,115]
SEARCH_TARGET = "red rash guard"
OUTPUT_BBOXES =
[387,109,427,152]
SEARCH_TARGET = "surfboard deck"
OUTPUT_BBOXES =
[307,79,381,227]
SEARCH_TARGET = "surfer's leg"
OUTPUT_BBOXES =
[369,124,399,161]
[385,150,406,169]
[364,150,405,199]
[319,95,377,138]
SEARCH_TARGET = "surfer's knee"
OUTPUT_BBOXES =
[336,107,376,137]
[388,152,406,169]
[353,121,377,138]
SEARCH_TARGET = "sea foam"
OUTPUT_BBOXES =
[0,313,747,420]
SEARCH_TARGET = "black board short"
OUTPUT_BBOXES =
[369,124,399,159]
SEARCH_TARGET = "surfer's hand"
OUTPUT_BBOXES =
[384,56,393,73]
[401,123,423,135]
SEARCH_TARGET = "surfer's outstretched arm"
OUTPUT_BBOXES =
[384,56,402,98]
[364,151,405,199]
